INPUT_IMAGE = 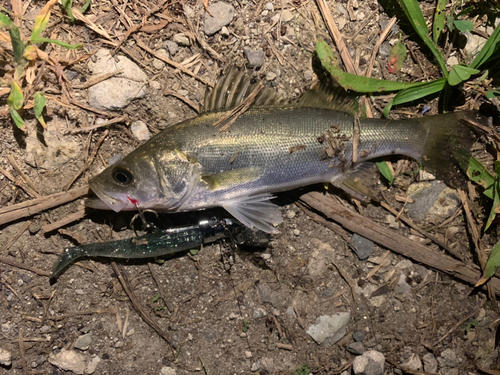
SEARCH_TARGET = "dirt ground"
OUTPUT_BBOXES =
[1,0,500,374]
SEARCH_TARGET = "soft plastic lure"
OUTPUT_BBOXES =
[51,218,269,279]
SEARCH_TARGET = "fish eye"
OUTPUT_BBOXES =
[112,167,134,185]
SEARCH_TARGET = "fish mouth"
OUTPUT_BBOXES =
[86,182,130,212]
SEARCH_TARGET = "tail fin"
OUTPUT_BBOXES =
[418,111,478,189]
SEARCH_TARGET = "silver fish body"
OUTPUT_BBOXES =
[88,72,474,232]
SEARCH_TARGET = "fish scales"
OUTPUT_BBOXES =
[87,70,476,233]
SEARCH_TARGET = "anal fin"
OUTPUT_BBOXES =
[223,193,282,234]
[333,162,380,202]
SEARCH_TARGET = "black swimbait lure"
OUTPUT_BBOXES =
[51,217,270,279]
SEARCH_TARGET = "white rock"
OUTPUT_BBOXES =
[160,366,177,375]
[306,312,350,347]
[88,49,147,111]
[152,58,166,70]
[281,9,294,23]
[150,81,162,90]
[204,2,235,35]
[422,353,438,373]
[464,33,487,58]
[447,55,459,67]
[130,120,151,141]
[49,349,87,375]
[245,351,253,358]
[220,26,230,37]
[0,347,12,366]
[266,72,277,81]
[353,350,385,375]
[173,33,191,46]
[403,353,422,371]
[86,356,100,374]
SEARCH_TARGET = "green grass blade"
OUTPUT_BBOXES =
[31,37,82,49]
[316,40,428,93]
[448,64,480,86]
[453,20,474,33]
[376,161,394,185]
[34,92,47,128]
[80,0,91,13]
[471,24,500,69]
[467,157,494,199]
[61,0,75,21]
[398,0,448,77]
[9,25,25,64]
[432,0,447,44]
[476,239,500,286]
[0,12,13,27]
[9,106,24,129]
[8,81,24,110]
[382,78,446,117]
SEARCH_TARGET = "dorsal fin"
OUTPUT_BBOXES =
[203,66,283,113]
[203,57,358,115]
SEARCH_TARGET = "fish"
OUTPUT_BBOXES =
[86,63,478,233]
[51,217,270,279]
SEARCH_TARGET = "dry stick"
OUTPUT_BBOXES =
[72,69,124,89]
[365,250,391,280]
[43,209,86,233]
[163,89,200,113]
[64,130,109,191]
[147,263,175,313]
[18,327,27,375]
[0,186,88,226]
[457,189,495,298]
[134,36,213,87]
[0,256,51,277]
[331,260,358,305]
[0,167,37,198]
[111,262,177,351]
[213,83,265,132]
[5,220,31,252]
[299,191,500,294]
[276,343,293,351]
[365,17,397,79]
[66,115,128,134]
[316,0,358,74]
[380,201,466,262]
[7,155,40,198]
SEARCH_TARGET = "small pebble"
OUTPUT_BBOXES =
[266,2,274,10]
[286,210,296,219]
[130,120,151,142]
[177,89,189,96]
[28,222,41,234]
[17,279,24,287]
[266,72,277,81]
[353,330,366,342]
[245,48,265,68]
[173,33,190,46]
[245,351,253,358]
[304,70,314,81]
[163,40,179,56]
[0,347,12,366]
[220,26,230,37]
[150,81,162,90]
[75,289,84,295]
[293,229,300,236]
[281,9,294,22]
[152,58,166,70]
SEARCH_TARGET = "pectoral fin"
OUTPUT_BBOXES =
[202,167,262,191]
[223,193,282,234]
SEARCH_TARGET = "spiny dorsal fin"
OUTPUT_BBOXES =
[203,58,358,115]
[203,66,283,113]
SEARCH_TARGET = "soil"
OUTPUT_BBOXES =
[0,0,499,374]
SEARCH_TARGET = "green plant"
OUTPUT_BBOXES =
[294,363,310,375]
[0,0,82,130]
[315,0,500,117]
